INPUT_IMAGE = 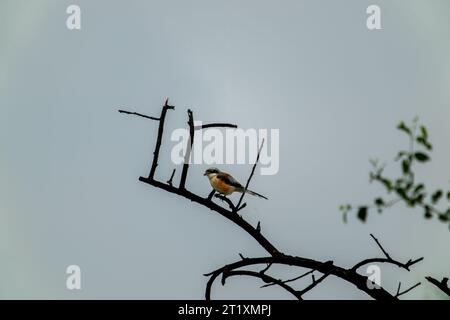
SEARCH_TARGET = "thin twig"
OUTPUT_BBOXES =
[179,109,194,190]
[195,123,238,130]
[297,273,330,297]
[207,189,216,201]
[167,169,176,186]
[261,269,315,289]
[118,109,160,121]
[236,139,265,211]
[204,256,396,301]
[223,270,303,300]
[395,282,421,298]
[148,98,175,180]
[351,234,423,271]
[259,262,273,274]
[121,100,421,301]
[425,276,450,297]
[370,233,391,260]
[139,177,281,256]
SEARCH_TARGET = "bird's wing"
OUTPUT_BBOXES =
[217,172,243,189]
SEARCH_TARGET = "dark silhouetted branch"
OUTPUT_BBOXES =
[204,256,397,301]
[297,273,330,297]
[121,100,425,301]
[118,109,160,121]
[138,176,281,256]
[149,99,175,179]
[370,233,391,259]
[207,190,215,201]
[195,123,238,130]
[167,169,176,186]
[259,262,273,274]
[426,276,450,297]
[261,269,314,289]
[179,109,194,190]
[351,234,423,272]
[222,270,303,300]
[236,139,265,211]
[395,281,421,298]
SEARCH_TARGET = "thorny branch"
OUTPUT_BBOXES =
[351,234,423,272]
[120,99,428,300]
[425,276,450,297]
[395,281,422,298]
[222,270,303,300]
[236,139,265,211]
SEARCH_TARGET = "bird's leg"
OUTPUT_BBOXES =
[214,193,238,212]
[215,193,227,201]
[207,189,216,201]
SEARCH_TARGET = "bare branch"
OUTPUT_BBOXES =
[236,139,265,211]
[167,169,176,186]
[207,189,215,201]
[370,233,391,260]
[352,257,423,272]
[121,100,425,301]
[297,273,330,297]
[259,262,272,274]
[179,109,194,190]
[351,234,423,272]
[195,123,238,130]
[239,253,247,260]
[118,109,160,121]
[261,269,314,289]
[204,256,396,301]
[425,276,450,297]
[148,99,175,180]
[138,177,280,256]
[395,281,421,298]
[223,270,303,300]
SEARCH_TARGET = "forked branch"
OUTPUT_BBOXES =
[120,99,425,300]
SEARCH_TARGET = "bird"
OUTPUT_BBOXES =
[203,167,268,200]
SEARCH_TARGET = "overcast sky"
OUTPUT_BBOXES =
[1,0,450,299]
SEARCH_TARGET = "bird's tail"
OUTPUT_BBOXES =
[240,188,268,200]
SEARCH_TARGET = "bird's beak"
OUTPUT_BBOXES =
[203,172,207,176]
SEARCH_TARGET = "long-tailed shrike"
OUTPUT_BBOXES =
[203,167,268,200]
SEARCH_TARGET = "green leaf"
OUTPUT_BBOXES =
[416,137,433,151]
[357,206,368,222]
[413,184,424,195]
[447,191,450,201]
[401,160,410,174]
[431,190,443,204]
[413,193,425,205]
[424,206,433,219]
[379,178,392,192]
[374,198,384,206]
[420,126,428,139]
[438,214,449,222]
[414,152,430,162]
[396,187,408,200]
[397,121,411,136]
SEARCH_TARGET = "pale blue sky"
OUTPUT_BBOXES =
[1,0,450,299]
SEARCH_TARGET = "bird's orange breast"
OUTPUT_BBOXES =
[210,176,235,195]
